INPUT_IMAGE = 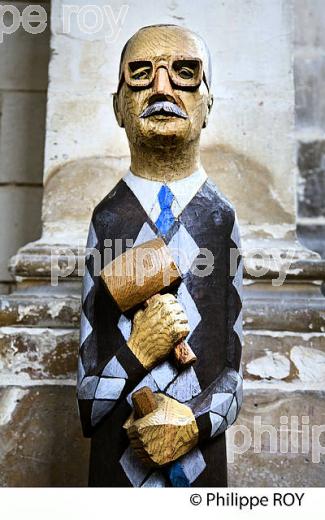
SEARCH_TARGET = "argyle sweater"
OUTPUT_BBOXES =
[77,176,243,487]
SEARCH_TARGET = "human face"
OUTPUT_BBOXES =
[114,26,212,147]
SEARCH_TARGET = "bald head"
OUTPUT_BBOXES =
[118,24,212,90]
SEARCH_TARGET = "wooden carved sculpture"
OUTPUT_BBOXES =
[100,237,197,368]
[77,24,243,487]
[101,238,197,485]
[129,386,198,486]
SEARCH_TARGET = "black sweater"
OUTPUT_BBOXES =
[77,177,243,487]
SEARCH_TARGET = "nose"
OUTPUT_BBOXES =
[152,66,174,97]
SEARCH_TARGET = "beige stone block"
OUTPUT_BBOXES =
[43,156,128,225]
[295,56,325,130]
[0,327,78,380]
[243,331,325,382]
[0,292,81,327]
[0,385,89,486]
[228,389,325,486]
[45,93,127,184]
[0,2,50,91]
[0,92,47,184]
[0,186,42,281]
[294,0,325,49]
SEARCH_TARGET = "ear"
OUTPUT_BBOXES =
[202,93,214,128]
[113,92,124,128]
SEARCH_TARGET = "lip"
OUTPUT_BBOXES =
[144,110,184,119]
[148,113,177,119]
[156,113,179,117]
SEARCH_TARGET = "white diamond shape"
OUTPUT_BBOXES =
[166,367,201,403]
[102,356,128,379]
[91,399,115,426]
[232,258,243,300]
[176,282,201,336]
[119,445,151,487]
[209,411,224,437]
[95,377,125,400]
[141,472,166,487]
[151,361,178,391]
[233,309,243,342]
[77,355,85,389]
[80,311,92,345]
[226,397,237,426]
[168,224,200,274]
[210,392,233,416]
[179,448,206,483]
[133,222,157,247]
[231,218,241,248]
[78,376,99,399]
[82,265,94,303]
[117,314,132,341]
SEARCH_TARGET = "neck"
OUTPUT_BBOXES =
[129,139,201,182]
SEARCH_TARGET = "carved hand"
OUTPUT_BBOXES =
[123,393,199,467]
[127,293,190,370]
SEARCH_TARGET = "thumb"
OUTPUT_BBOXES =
[132,308,144,327]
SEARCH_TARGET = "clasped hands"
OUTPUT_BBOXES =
[125,294,199,467]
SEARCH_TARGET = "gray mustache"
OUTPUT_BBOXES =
[140,101,188,119]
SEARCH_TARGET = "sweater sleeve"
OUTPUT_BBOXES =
[76,216,148,437]
[187,212,243,442]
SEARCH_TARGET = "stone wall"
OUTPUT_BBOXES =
[0,2,50,285]
[294,0,325,257]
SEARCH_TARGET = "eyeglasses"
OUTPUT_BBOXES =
[117,55,209,92]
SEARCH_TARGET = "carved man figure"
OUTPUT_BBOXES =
[77,24,243,487]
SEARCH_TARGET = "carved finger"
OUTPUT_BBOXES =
[174,308,188,323]
[146,297,166,315]
[132,308,144,326]
[146,294,163,305]
[165,313,190,334]
[158,293,177,304]
[166,298,183,308]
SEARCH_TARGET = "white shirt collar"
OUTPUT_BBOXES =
[123,166,207,222]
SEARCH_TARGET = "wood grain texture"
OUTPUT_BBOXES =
[113,25,212,182]
[127,293,190,370]
[101,237,180,312]
[132,386,158,418]
[101,237,195,368]
[124,393,199,467]
[174,341,197,367]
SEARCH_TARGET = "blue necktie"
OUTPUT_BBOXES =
[155,185,175,235]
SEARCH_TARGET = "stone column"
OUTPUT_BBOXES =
[1,0,324,486]
[294,0,325,257]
